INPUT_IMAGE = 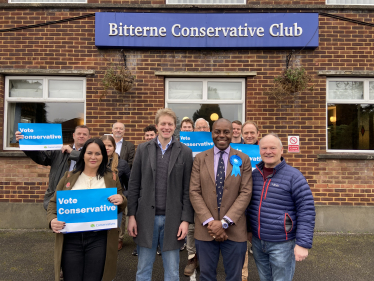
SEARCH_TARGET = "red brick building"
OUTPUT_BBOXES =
[0,0,374,231]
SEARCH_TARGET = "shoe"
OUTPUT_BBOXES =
[157,245,162,255]
[132,248,138,256]
[180,242,186,251]
[249,246,253,254]
[118,240,123,251]
[60,269,63,280]
[184,255,198,276]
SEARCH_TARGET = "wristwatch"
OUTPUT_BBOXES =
[221,219,229,229]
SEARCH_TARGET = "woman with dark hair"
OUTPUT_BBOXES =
[100,135,131,193]
[47,138,126,281]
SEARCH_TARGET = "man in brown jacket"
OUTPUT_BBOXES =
[189,118,253,281]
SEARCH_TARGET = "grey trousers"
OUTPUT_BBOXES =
[187,223,196,259]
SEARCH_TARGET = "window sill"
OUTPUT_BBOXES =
[0,151,27,157]
[0,69,95,77]
[155,71,256,77]
[318,70,374,77]
[317,153,374,160]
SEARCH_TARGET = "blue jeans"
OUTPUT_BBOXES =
[252,236,296,281]
[136,215,180,281]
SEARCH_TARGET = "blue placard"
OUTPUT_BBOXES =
[95,13,319,49]
[57,188,118,233]
[18,123,63,150]
[180,132,261,168]
[230,143,261,167]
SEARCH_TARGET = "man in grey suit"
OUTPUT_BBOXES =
[127,108,194,281]
[112,121,136,250]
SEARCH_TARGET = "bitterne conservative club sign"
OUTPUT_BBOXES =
[95,13,319,48]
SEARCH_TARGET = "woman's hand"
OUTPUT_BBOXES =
[108,194,123,205]
[51,218,65,233]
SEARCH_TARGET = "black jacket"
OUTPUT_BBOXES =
[108,157,131,194]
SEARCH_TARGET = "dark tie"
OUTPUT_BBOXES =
[216,151,225,212]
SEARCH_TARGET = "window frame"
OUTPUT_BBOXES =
[326,77,374,153]
[165,77,246,124]
[166,0,246,5]
[326,0,374,5]
[3,75,86,151]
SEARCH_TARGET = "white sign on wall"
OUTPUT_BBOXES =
[288,136,300,153]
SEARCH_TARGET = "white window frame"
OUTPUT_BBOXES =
[326,77,374,153]
[165,77,245,123]
[326,0,374,5]
[4,76,86,151]
[9,0,86,3]
[166,0,246,4]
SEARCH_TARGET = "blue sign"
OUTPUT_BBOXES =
[230,143,261,167]
[180,132,261,168]
[57,188,118,233]
[180,132,214,156]
[18,123,63,150]
[95,13,319,49]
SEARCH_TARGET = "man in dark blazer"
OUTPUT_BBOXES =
[189,118,253,281]
[112,122,135,167]
[127,108,194,280]
[112,121,136,250]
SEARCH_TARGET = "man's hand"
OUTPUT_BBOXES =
[61,145,73,154]
[247,232,252,243]
[207,220,225,237]
[208,229,228,242]
[177,221,189,240]
[15,131,24,142]
[127,216,138,237]
[294,245,309,261]
[51,218,65,233]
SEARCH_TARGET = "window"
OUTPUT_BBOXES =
[4,76,86,150]
[327,78,374,152]
[166,0,246,4]
[9,0,86,3]
[326,0,374,5]
[165,78,245,133]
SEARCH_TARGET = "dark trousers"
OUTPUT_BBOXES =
[195,239,247,281]
[61,231,107,281]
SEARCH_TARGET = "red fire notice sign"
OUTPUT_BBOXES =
[288,136,299,153]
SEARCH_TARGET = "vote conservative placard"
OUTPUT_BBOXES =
[180,132,261,168]
[18,123,63,150]
[57,188,118,233]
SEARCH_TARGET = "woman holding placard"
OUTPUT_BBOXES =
[100,135,131,193]
[47,138,127,281]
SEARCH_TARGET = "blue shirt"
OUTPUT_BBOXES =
[157,137,173,155]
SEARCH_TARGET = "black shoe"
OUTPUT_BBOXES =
[132,248,138,256]
[157,245,162,255]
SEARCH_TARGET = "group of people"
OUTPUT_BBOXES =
[16,108,315,281]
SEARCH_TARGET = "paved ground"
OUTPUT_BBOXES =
[0,230,373,281]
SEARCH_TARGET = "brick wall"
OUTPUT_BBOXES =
[0,6,373,206]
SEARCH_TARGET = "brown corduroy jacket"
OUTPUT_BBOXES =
[189,147,253,242]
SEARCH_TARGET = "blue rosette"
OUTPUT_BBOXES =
[230,155,242,177]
